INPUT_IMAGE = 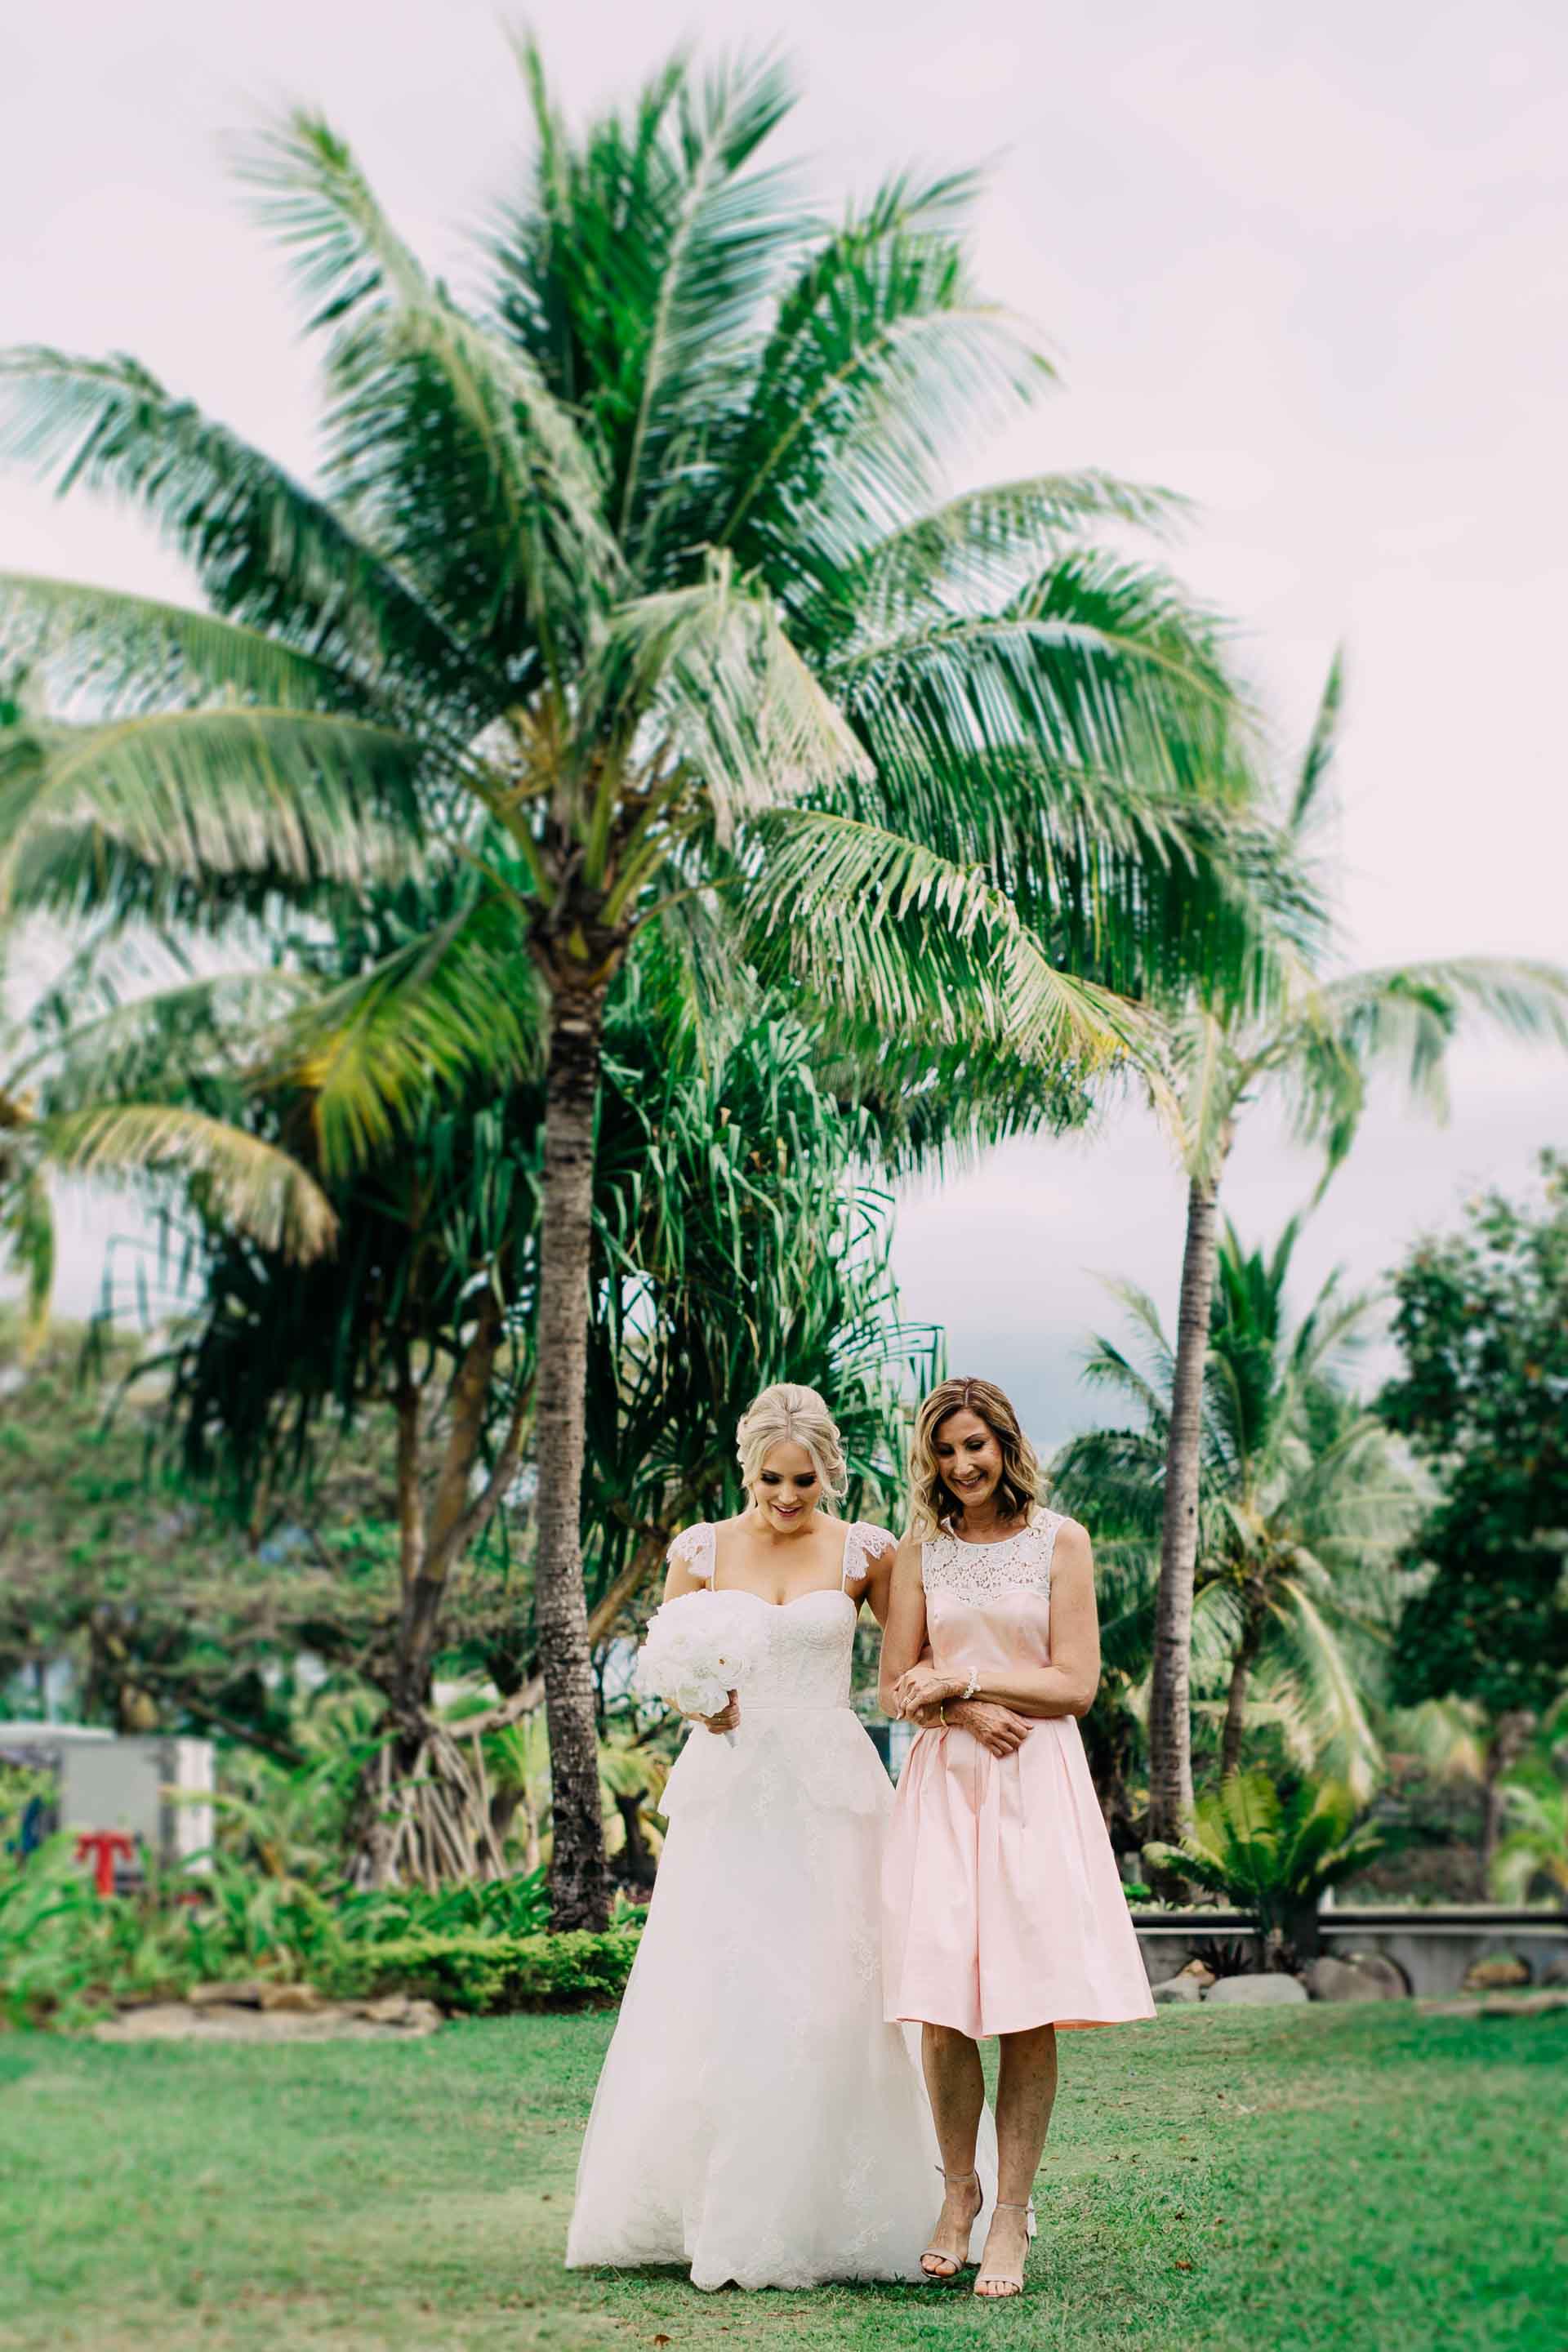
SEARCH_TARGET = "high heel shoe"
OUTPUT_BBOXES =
[973,2198,1036,2299]
[920,2166,982,2280]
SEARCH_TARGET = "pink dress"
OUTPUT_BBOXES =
[882,1509,1154,2038]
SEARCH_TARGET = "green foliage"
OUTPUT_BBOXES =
[1144,1769,1383,1953]
[1055,1217,1419,1796]
[1383,1153,1568,1723]
[1491,1778,1568,1905]
[0,1839,201,2027]
[309,1927,639,2012]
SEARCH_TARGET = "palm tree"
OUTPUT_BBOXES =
[1056,1217,1421,1809]
[1139,661,1568,1842]
[0,46,1276,1925]
[0,915,335,1342]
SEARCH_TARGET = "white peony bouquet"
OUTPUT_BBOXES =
[635,1591,756,1748]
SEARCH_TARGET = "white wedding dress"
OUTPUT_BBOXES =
[566,1520,992,2292]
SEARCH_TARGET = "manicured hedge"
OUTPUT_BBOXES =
[311,1927,642,2014]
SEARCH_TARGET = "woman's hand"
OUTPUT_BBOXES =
[947,1699,1031,1756]
[906,1697,1031,1755]
[893,1663,963,1717]
[692,1690,739,1736]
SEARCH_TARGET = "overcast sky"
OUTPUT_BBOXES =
[5,1,1566,1450]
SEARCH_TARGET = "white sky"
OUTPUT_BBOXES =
[4,1,1566,1447]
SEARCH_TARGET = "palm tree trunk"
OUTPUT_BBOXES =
[532,986,611,1932]
[1147,1165,1224,1844]
[1219,1601,1265,1782]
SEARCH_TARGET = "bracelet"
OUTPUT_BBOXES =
[962,1669,978,1702]
[938,1703,948,1726]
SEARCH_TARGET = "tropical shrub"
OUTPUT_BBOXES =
[0,1840,201,2026]
[311,1927,639,2013]
[1491,1782,1568,1906]
[1144,1770,1383,1967]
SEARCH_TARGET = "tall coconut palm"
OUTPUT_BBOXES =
[0,47,1279,1924]
[1057,1218,1423,1808]
[1138,661,1568,1841]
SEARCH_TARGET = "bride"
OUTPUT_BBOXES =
[565,1381,999,2292]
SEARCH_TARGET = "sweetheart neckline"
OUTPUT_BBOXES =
[709,1586,856,1613]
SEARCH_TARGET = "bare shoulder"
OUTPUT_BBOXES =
[1048,1514,1093,1572]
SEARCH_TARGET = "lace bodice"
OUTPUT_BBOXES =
[664,1519,896,1711]
[921,1508,1062,1605]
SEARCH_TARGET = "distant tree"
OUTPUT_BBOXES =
[1382,1153,1568,1874]
[1055,1216,1420,1817]
[1140,657,1568,1843]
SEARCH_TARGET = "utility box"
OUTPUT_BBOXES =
[56,1735,215,1872]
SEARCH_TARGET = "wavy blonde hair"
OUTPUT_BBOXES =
[735,1382,849,1501]
[906,1375,1041,1539]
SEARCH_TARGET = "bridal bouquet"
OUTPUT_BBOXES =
[635,1591,755,1748]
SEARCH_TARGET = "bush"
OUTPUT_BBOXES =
[1144,1771,1383,1967]
[311,1927,641,2014]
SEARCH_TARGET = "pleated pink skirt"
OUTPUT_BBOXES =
[882,1716,1156,2038]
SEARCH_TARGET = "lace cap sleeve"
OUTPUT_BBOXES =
[841,1520,898,1587]
[666,1523,715,1583]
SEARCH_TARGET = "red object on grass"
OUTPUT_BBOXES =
[75,1829,135,1895]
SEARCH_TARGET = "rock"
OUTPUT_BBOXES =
[1203,1971,1308,2007]
[1153,1976,1202,2004]
[1334,1950,1410,1999]
[1539,1950,1568,1989]
[257,1982,327,2013]
[1303,1956,1400,2004]
[1424,1988,1568,2020]
[352,1994,441,2029]
[1481,1989,1568,2017]
[187,1980,267,2008]
[91,1997,442,2044]
[1175,1958,1216,1989]
[1462,1955,1531,1993]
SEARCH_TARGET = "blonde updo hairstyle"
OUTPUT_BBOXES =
[736,1382,849,1504]
[907,1374,1042,1540]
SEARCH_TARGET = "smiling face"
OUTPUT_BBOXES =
[752,1438,826,1533]
[933,1406,1004,1515]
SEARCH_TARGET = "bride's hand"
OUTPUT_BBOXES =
[893,1664,961,1717]
[693,1690,739,1736]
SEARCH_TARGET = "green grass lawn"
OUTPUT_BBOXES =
[2,2003,1564,2352]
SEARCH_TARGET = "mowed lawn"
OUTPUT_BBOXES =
[2,2002,1564,2352]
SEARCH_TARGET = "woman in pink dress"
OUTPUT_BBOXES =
[880,1375,1152,2301]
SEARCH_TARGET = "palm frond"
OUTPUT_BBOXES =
[0,347,482,715]
[0,705,425,913]
[603,553,870,843]
[824,471,1192,635]
[38,1102,337,1262]
[0,573,372,720]
[740,805,1171,1091]
[1290,648,1344,839]
[271,899,544,1174]
[716,170,1048,577]
[239,109,618,651]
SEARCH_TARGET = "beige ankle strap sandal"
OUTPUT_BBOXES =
[920,2167,982,2281]
[974,2198,1036,2298]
